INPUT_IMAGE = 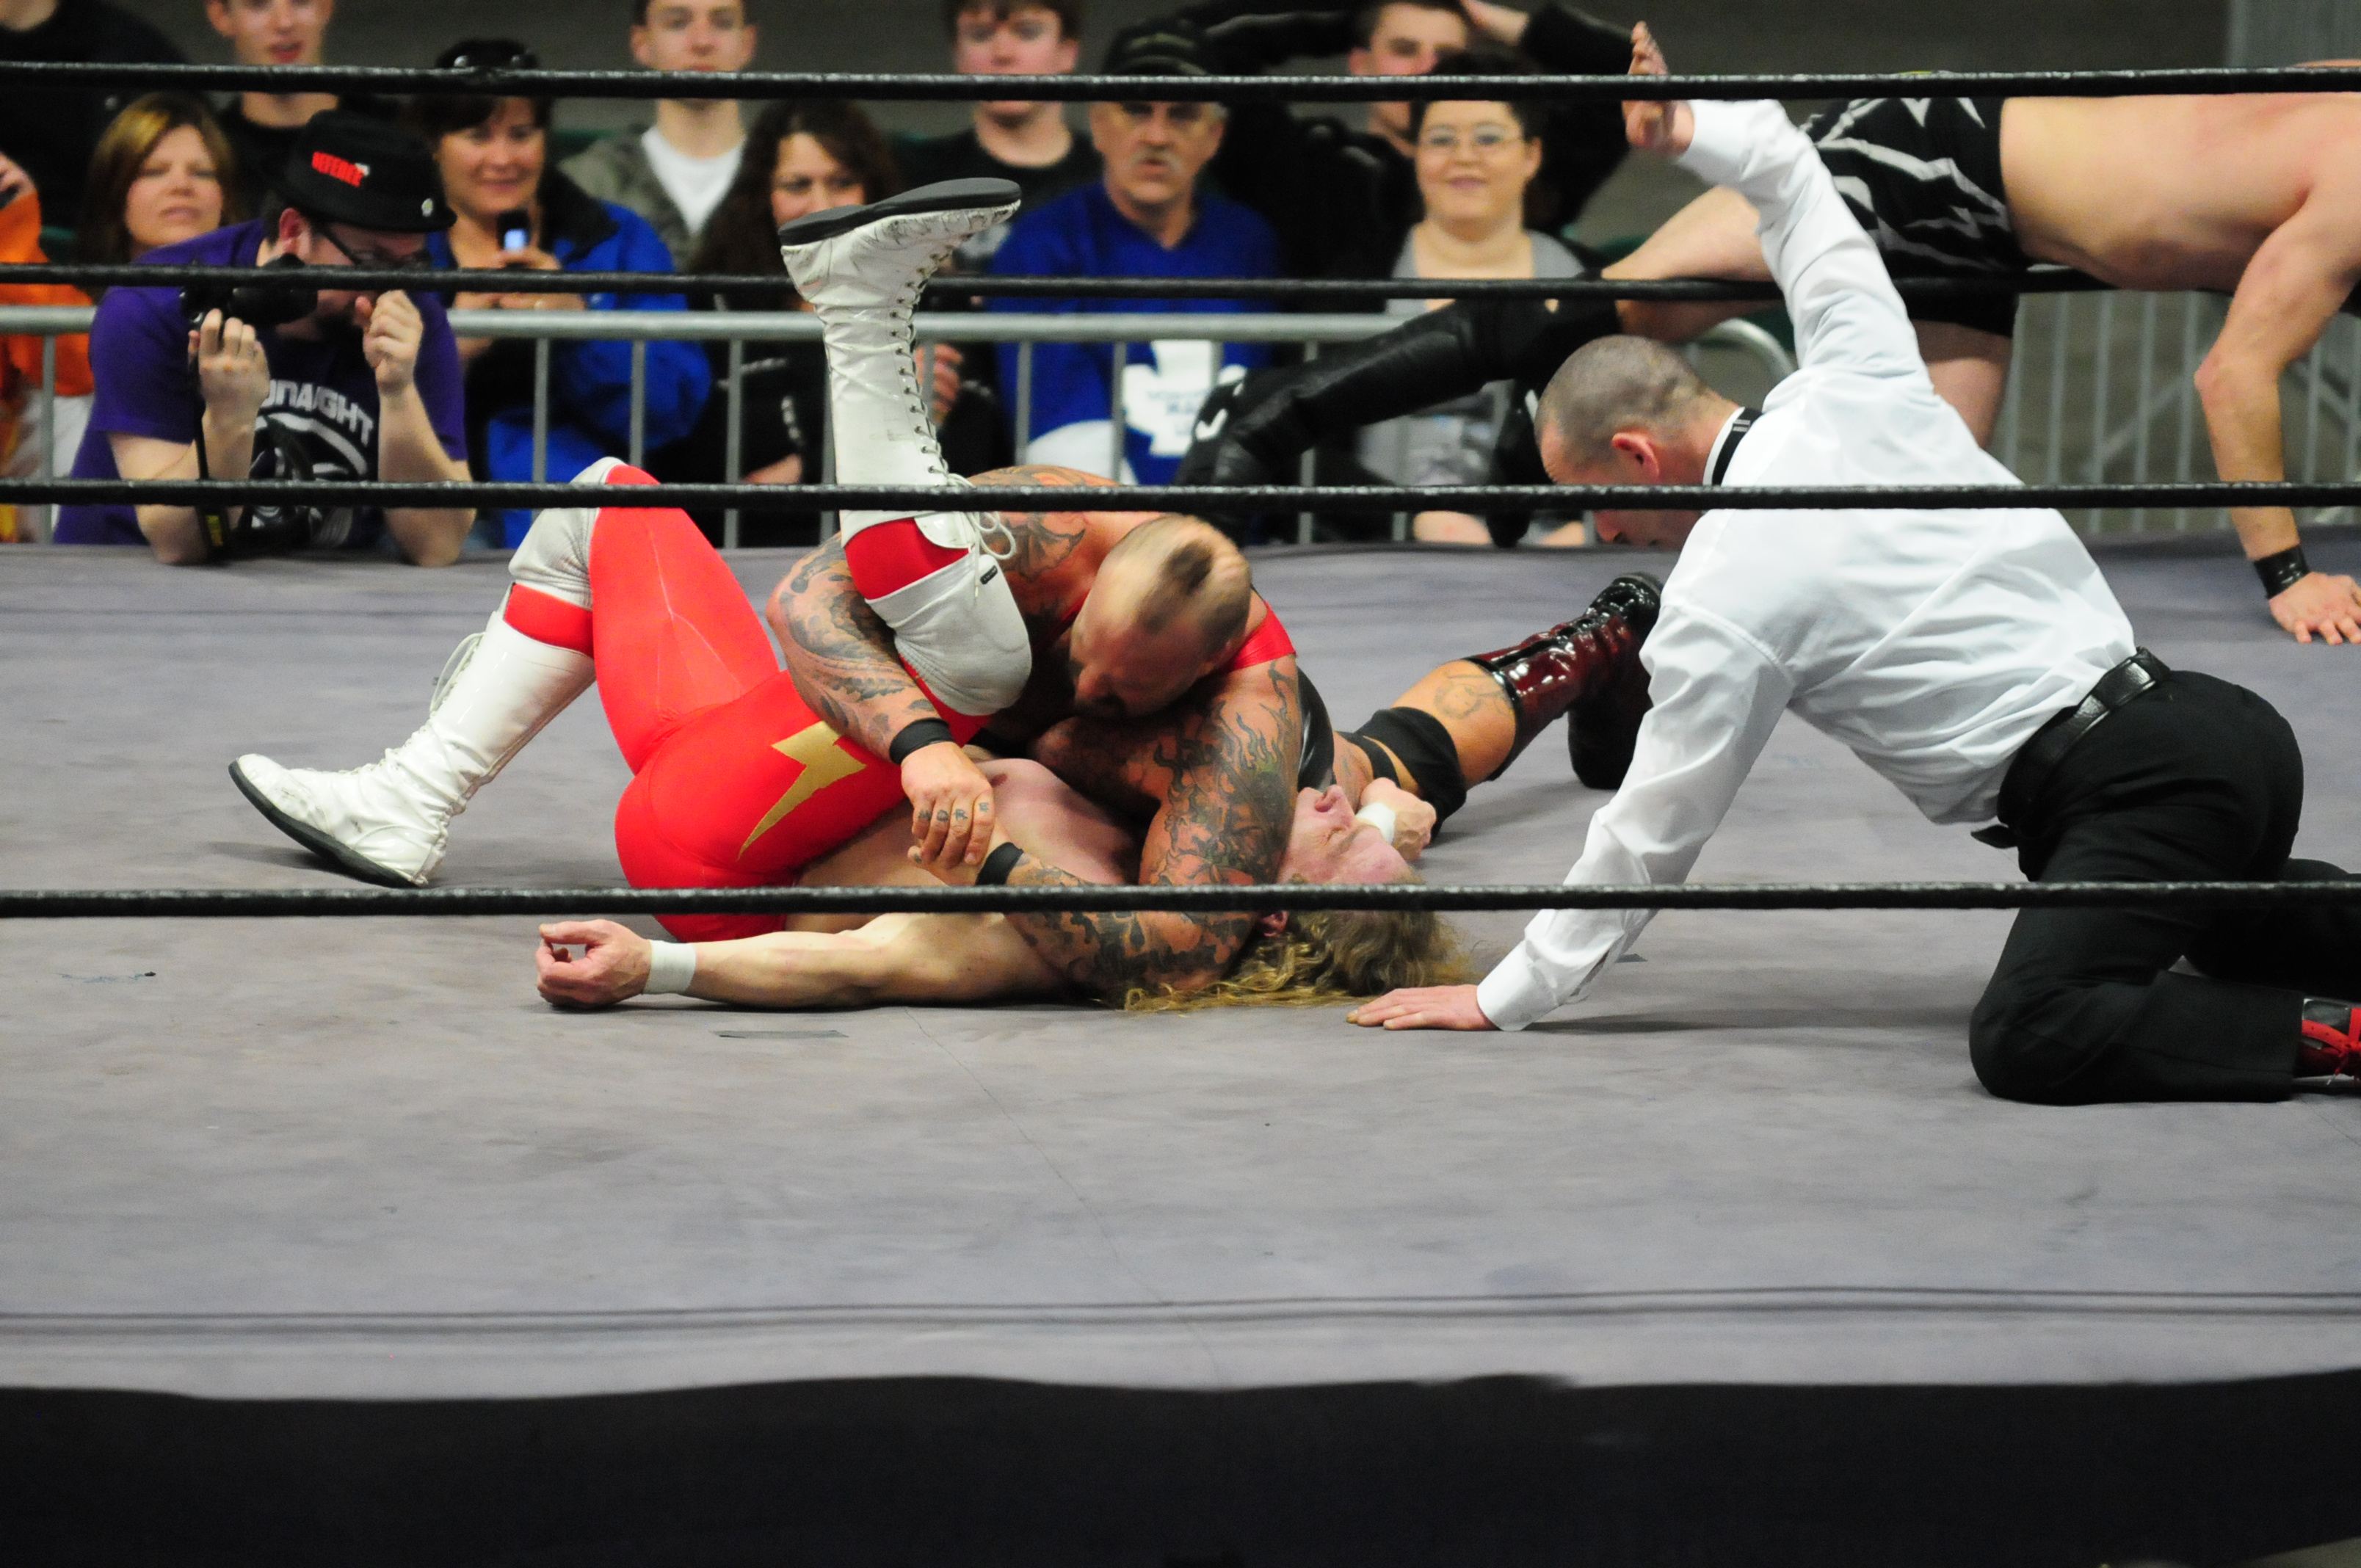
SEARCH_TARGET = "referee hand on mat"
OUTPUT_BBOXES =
[1349,987,1495,1031]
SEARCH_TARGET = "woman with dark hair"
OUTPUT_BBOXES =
[664,98,999,545]
[407,39,710,547]
[76,92,242,269]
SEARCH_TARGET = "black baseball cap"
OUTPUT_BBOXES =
[274,110,454,233]
[1099,21,1214,78]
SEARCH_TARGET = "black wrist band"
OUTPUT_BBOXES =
[977,842,1025,886]
[2255,545,2311,598]
[888,719,956,765]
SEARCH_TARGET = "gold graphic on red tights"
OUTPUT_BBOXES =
[739,721,865,858]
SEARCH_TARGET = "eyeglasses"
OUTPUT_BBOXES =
[306,218,434,272]
[1416,125,1526,155]
[437,38,540,71]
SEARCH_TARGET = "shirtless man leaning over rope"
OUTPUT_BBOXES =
[1184,47,2361,640]
[1606,66,2361,642]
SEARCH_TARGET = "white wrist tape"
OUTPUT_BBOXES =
[644,940,698,995]
[1354,800,1399,844]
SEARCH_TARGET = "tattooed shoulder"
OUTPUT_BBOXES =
[971,464,1111,579]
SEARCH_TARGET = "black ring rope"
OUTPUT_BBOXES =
[0,261,2093,302]
[0,60,2353,101]
[8,881,2361,920]
[8,477,2358,515]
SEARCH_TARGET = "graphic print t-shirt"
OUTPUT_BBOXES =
[986,184,1279,484]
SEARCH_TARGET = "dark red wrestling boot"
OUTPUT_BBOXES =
[1465,573,1662,786]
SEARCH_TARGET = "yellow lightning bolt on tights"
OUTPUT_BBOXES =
[739,721,868,860]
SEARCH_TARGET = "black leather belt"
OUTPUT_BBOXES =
[1973,650,2169,850]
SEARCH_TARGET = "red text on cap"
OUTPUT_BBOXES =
[311,151,371,187]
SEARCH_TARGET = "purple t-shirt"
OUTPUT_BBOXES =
[55,221,468,548]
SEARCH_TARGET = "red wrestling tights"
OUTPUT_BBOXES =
[507,472,962,943]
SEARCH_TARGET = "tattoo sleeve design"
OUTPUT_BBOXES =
[1004,661,1303,1000]
[770,540,937,762]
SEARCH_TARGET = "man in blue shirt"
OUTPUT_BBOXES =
[987,23,1278,482]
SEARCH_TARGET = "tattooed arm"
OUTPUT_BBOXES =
[766,540,937,761]
[768,542,1003,870]
[993,658,1304,1000]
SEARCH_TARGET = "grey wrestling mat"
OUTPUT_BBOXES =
[9,540,2361,1562]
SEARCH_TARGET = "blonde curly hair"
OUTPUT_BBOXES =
[1122,875,1466,1012]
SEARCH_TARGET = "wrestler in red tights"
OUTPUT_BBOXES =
[502,476,1294,943]
[507,475,986,944]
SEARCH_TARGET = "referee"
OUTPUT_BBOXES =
[1349,26,2361,1103]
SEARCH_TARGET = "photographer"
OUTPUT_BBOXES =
[55,112,472,565]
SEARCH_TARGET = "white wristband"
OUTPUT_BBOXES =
[1354,800,1399,845]
[644,940,697,995]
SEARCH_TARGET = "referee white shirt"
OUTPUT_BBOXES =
[1474,97,2137,1032]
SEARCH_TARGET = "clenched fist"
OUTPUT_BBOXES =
[356,288,425,394]
[536,919,653,1008]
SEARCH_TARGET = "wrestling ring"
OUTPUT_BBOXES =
[9,54,2361,1568]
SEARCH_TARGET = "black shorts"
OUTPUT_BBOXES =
[1804,95,2026,339]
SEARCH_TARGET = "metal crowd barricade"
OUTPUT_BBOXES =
[0,302,1794,548]
[1991,294,2361,538]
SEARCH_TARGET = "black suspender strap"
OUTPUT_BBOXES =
[1708,407,1761,487]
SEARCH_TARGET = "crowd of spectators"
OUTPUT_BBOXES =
[0,0,1638,562]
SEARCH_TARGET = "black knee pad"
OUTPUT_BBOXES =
[1342,706,1468,824]
[1297,673,1336,790]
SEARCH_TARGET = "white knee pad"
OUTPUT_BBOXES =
[867,548,1032,719]
[509,456,633,606]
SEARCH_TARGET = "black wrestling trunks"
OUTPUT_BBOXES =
[1803,95,2027,339]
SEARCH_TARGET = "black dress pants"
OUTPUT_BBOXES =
[1969,670,2361,1104]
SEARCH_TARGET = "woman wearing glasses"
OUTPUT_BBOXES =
[1357,51,1586,548]
[409,40,711,548]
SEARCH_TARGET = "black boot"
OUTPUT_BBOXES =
[1175,297,1623,495]
[1465,573,1661,783]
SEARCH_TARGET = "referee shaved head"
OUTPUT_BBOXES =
[1539,335,1715,468]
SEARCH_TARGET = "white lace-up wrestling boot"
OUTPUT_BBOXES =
[776,178,1020,545]
[228,461,617,885]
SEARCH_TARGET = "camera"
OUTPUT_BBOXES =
[181,253,317,332]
